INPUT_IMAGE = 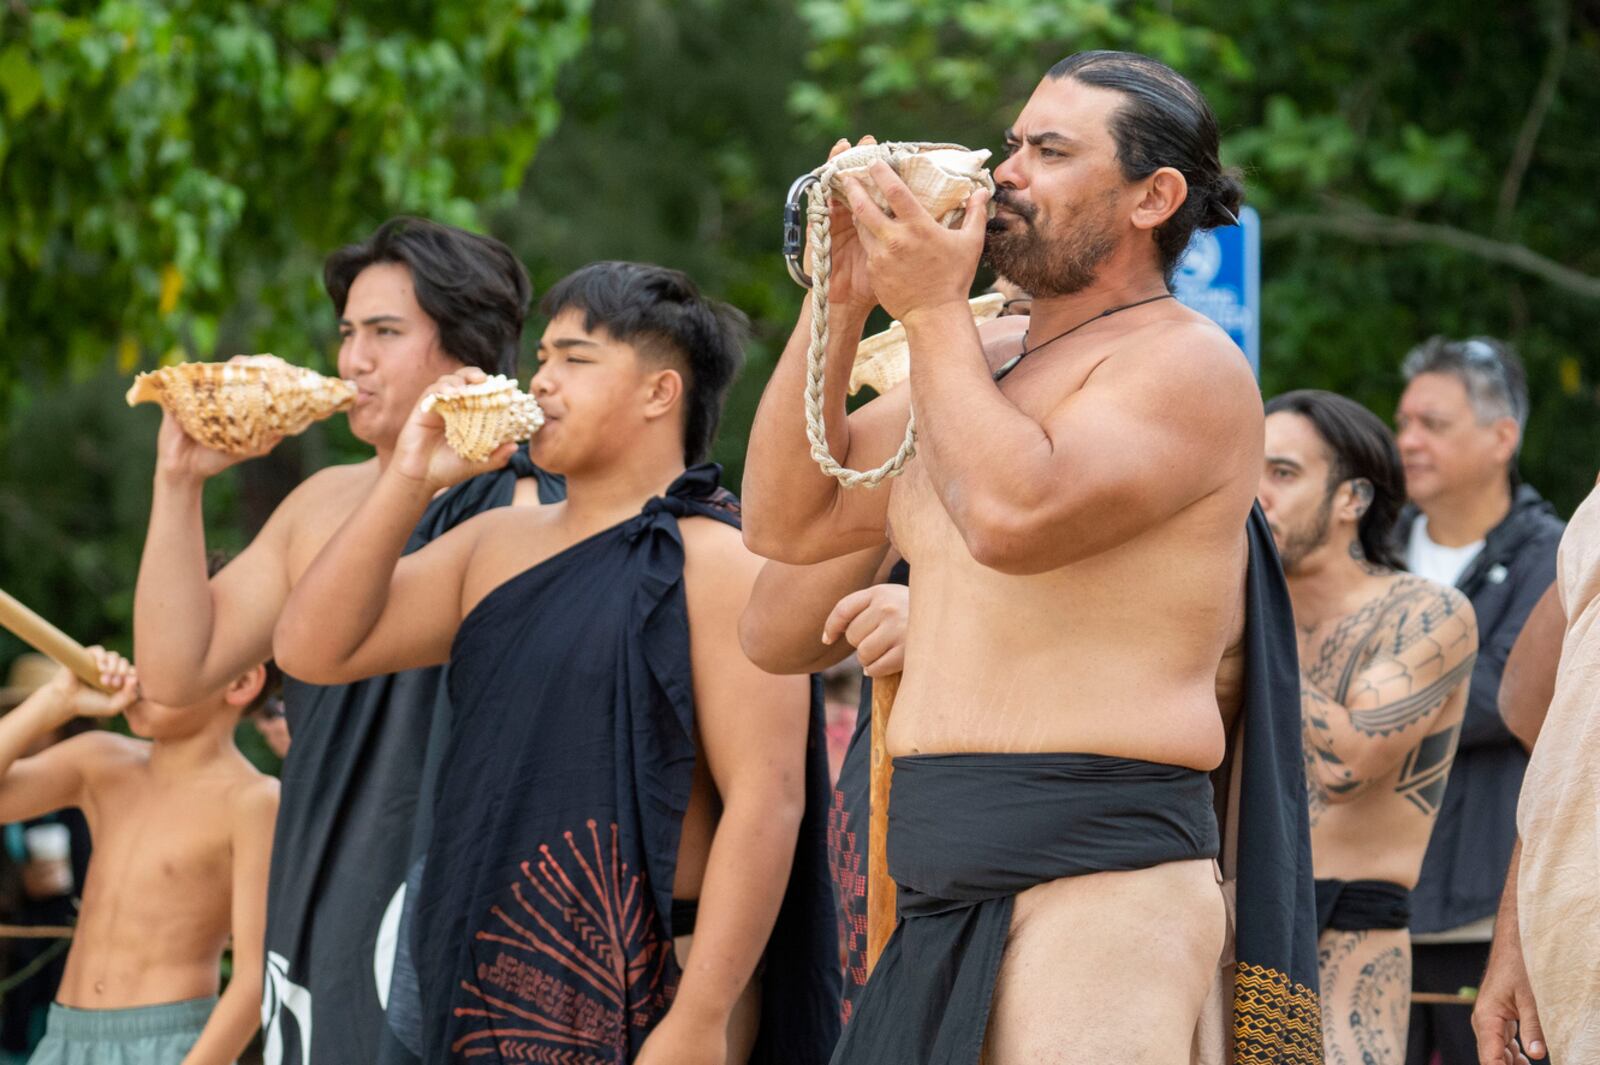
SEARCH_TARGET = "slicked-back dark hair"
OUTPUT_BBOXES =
[1266,390,1407,571]
[324,217,531,377]
[540,262,748,465]
[1047,50,1244,283]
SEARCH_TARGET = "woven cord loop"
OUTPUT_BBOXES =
[802,155,919,489]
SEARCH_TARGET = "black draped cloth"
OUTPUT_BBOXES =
[830,754,1219,1064]
[1227,503,1323,1062]
[414,464,839,1064]
[262,448,563,1065]
[1314,879,1411,934]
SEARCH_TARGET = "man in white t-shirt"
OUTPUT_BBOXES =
[1391,336,1565,1065]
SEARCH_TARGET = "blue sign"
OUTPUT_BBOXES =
[1173,205,1260,375]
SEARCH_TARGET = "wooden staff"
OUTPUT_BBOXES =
[0,587,114,693]
[865,670,901,972]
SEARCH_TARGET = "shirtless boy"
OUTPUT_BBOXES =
[1257,390,1477,1063]
[274,262,837,1064]
[0,647,278,1064]
[743,50,1262,1062]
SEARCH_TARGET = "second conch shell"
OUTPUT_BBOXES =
[125,355,357,455]
[420,376,545,462]
[825,143,996,227]
[849,293,1009,396]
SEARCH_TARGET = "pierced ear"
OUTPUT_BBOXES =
[1131,167,1189,232]
[643,368,684,420]
[1346,478,1374,520]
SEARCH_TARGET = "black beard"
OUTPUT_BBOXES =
[982,192,1117,298]
[1277,494,1334,574]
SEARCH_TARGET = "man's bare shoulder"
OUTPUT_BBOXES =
[262,457,379,548]
[281,459,379,511]
[1375,573,1477,644]
[1099,313,1260,408]
[680,517,763,603]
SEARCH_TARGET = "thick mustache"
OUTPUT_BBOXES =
[992,189,1036,222]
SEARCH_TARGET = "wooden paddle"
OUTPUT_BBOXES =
[865,670,901,973]
[0,587,114,693]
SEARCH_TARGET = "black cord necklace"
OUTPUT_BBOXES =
[992,292,1175,382]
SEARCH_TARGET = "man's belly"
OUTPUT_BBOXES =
[887,638,1228,771]
[1310,802,1435,889]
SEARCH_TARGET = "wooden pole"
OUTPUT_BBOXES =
[865,670,901,973]
[0,588,113,693]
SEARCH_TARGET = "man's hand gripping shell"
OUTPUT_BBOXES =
[840,155,992,326]
[392,367,517,494]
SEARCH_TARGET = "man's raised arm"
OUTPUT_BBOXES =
[134,411,294,705]
[273,371,512,684]
[1303,586,1479,802]
[742,140,910,565]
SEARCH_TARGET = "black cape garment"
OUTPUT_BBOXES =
[264,447,564,1065]
[414,464,840,1065]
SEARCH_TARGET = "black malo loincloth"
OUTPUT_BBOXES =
[829,752,1220,1065]
[1315,879,1411,933]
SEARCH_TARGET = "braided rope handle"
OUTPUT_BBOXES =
[802,158,920,489]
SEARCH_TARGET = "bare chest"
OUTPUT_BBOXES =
[83,785,233,903]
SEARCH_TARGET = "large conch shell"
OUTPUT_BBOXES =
[125,356,357,455]
[849,293,1008,396]
[420,375,545,462]
[824,143,996,226]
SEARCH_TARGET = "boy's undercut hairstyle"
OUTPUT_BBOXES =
[540,262,748,465]
[324,217,532,378]
[1047,50,1244,283]
[1266,390,1408,572]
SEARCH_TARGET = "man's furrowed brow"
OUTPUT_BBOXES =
[538,337,601,351]
[1266,456,1305,472]
[1027,130,1078,149]
[359,314,406,326]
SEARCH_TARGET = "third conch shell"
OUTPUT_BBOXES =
[420,376,545,462]
[849,293,1009,396]
[125,355,357,455]
[825,143,996,227]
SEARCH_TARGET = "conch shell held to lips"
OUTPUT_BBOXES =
[849,293,1008,396]
[125,356,357,455]
[825,143,996,227]
[420,375,545,462]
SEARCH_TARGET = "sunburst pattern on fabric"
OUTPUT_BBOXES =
[452,820,675,1063]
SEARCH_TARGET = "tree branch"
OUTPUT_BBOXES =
[1264,210,1600,301]
[1495,0,1571,236]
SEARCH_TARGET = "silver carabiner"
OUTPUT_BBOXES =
[782,173,820,288]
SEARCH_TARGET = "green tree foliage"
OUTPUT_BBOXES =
[0,0,590,663]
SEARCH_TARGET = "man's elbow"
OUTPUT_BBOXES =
[271,623,338,686]
[960,505,1060,575]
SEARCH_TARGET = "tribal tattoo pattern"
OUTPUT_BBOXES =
[1318,930,1409,1065]
[1300,576,1476,818]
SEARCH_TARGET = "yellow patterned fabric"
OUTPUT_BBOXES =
[1233,962,1324,1064]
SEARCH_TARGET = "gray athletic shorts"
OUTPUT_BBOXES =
[29,997,220,1065]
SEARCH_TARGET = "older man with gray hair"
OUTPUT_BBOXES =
[1393,336,1565,1065]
